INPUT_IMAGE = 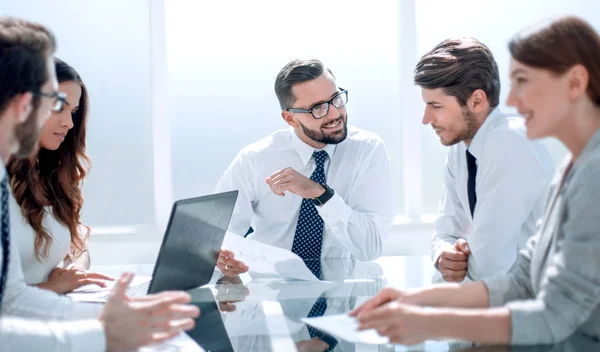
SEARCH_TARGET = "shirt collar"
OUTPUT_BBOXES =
[466,107,502,159]
[0,159,6,183]
[290,128,337,166]
[576,127,600,164]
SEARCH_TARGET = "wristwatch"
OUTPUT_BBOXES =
[312,184,335,206]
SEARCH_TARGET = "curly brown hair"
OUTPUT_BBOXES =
[7,57,91,260]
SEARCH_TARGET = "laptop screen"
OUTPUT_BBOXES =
[148,191,238,293]
[185,287,234,352]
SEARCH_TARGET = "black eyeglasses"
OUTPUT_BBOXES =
[34,91,67,112]
[286,88,349,119]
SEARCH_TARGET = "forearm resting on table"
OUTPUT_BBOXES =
[434,307,511,344]
[406,281,489,308]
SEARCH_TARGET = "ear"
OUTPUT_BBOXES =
[467,89,488,114]
[567,64,589,100]
[281,110,299,128]
[5,92,34,125]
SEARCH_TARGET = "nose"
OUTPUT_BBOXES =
[325,103,341,120]
[60,111,74,130]
[422,108,434,125]
[506,86,518,108]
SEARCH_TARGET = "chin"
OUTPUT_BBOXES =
[525,126,546,140]
[40,143,61,151]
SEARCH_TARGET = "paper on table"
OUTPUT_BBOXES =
[222,232,319,281]
[139,332,205,351]
[301,314,390,345]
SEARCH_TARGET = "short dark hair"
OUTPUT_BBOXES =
[510,16,600,106]
[274,59,335,109]
[0,17,57,116]
[414,38,500,108]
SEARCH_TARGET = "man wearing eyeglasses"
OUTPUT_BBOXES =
[0,17,199,351]
[216,59,395,278]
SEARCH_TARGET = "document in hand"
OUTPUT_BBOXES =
[301,314,390,344]
[222,232,320,281]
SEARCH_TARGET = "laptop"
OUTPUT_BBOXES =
[185,287,234,352]
[73,190,238,301]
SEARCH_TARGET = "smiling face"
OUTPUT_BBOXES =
[38,80,81,151]
[282,72,348,148]
[506,59,573,140]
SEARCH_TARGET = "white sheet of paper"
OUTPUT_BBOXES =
[139,332,205,351]
[301,314,390,345]
[222,232,319,281]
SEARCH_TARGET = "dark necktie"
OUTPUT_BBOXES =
[292,150,328,279]
[0,175,11,310]
[466,149,478,218]
[306,296,338,351]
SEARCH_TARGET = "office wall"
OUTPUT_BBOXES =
[2,1,598,264]
[165,0,405,213]
[0,0,156,228]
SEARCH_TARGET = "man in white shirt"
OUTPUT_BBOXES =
[415,38,555,282]
[216,59,395,278]
[0,17,199,351]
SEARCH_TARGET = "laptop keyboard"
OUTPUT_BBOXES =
[126,281,150,297]
[100,281,150,300]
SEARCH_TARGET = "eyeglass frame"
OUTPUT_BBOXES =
[33,90,67,112]
[285,88,349,119]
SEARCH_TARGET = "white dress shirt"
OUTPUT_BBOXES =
[432,108,555,281]
[0,162,105,351]
[215,126,395,261]
[11,199,71,284]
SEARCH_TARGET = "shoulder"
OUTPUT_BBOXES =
[483,112,551,163]
[231,129,293,167]
[342,125,387,152]
[570,146,600,189]
[484,112,529,146]
[237,128,292,158]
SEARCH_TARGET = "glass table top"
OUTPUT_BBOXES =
[92,256,600,351]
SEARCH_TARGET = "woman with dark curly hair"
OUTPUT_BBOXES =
[8,58,112,294]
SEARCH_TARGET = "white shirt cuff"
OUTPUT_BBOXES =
[432,248,444,271]
[315,192,351,224]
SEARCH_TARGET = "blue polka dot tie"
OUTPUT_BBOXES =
[292,150,328,280]
[0,175,11,310]
[306,295,338,351]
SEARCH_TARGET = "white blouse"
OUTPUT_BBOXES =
[9,194,71,284]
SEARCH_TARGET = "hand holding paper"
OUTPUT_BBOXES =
[221,232,319,281]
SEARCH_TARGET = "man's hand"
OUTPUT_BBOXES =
[437,239,471,282]
[217,249,249,277]
[296,337,330,352]
[265,167,324,199]
[100,272,200,352]
[216,275,249,312]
